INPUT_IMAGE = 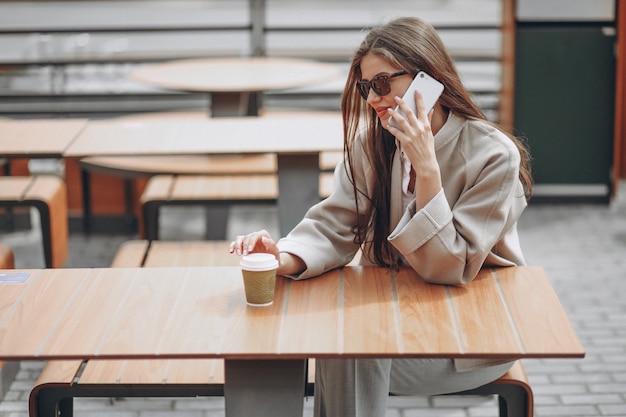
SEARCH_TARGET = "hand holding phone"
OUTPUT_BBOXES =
[389,71,444,129]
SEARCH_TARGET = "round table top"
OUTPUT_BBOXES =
[132,56,343,93]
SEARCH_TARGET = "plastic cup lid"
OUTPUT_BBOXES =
[240,253,279,271]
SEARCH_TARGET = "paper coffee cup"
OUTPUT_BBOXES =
[239,253,279,307]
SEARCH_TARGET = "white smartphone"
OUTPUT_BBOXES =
[389,71,444,128]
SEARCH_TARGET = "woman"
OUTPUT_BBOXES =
[229,16,532,417]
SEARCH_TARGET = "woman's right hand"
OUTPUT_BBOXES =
[229,229,279,258]
[228,230,306,276]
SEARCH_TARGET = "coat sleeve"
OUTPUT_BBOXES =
[276,159,365,280]
[388,132,527,285]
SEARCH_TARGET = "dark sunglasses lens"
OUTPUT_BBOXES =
[357,82,369,99]
[372,76,390,96]
[357,74,393,99]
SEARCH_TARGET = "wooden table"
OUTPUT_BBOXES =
[64,114,344,235]
[0,265,584,416]
[132,57,342,117]
[0,118,87,170]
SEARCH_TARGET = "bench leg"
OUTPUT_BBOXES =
[143,202,161,241]
[81,169,92,235]
[455,382,531,417]
[224,359,306,417]
[276,154,320,236]
[58,397,74,417]
[33,203,54,269]
[204,206,229,240]
[32,387,74,417]
[123,179,138,232]
[496,384,531,417]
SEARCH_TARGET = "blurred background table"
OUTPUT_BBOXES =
[65,114,343,234]
[132,57,342,117]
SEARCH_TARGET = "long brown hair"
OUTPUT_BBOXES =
[342,17,532,267]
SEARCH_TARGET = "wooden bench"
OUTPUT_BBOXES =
[139,174,279,240]
[0,176,68,268]
[140,170,338,240]
[29,240,533,417]
[79,153,277,234]
[0,242,14,269]
[29,356,532,417]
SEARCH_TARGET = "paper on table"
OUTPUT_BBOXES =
[0,271,30,284]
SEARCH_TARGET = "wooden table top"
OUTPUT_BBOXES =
[0,119,88,158]
[132,57,342,93]
[63,114,344,157]
[0,266,584,361]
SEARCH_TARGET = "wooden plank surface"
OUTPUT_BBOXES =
[394,268,459,356]
[0,119,87,158]
[0,269,86,357]
[42,268,141,357]
[144,241,239,267]
[448,269,523,355]
[0,177,31,200]
[132,57,341,93]
[219,276,288,357]
[342,267,400,355]
[95,268,192,357]
[110,240,150,267]
[139,175,173,203]
[153,268,244,356]
[280,270,341,355]
[64,115,343,157]
[0,266,585,360]
[165,358,224,384]
[79,359,126,384]
[80,358,224,385]
[33,359,83,385]
[170,175,278,200]
[495,266,585,357]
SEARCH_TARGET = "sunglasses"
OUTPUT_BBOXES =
[356,70,409,100]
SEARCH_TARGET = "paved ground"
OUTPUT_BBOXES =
[1,181,625,416]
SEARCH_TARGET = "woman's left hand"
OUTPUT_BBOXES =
[386,90,443,206]
[386,89,437,166]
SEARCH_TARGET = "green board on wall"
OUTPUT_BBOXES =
[514,25,615,197]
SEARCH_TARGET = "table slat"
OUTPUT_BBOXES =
[0,269,87,358]
[165,359,223,384]
[42,268,141,356]
[280,270,341,355]
[342,267,400,355]
[219,276,288,357]
[155,268,243,356]
[95,268,195,356]
[119,359,173,384]
[394,268,460,356]
[447,269,523,355]
[79,359,126,384]
[495,266,585,357]
[0,270,42,324]
[145,241,240,267]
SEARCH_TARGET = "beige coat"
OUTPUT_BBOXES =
[278,112,527,285]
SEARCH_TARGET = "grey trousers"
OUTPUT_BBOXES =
[313,358,514,417]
